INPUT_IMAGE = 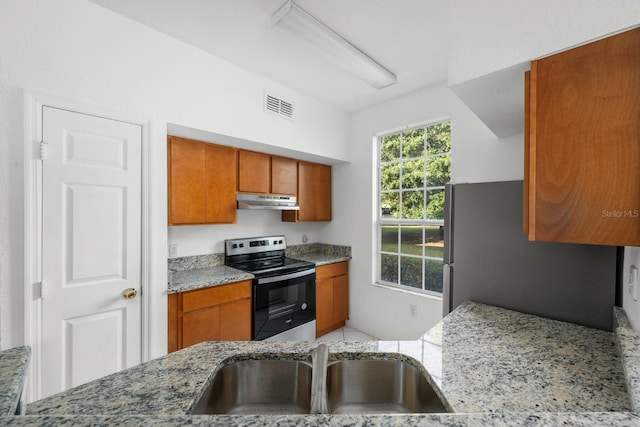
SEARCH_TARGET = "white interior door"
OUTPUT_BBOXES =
[40,106,142,398]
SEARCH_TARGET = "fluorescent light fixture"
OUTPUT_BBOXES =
[271,0,397,90]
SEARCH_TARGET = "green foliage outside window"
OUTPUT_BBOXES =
[378,121,451,294]
[380,121,450,221]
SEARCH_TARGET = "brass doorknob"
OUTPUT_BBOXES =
[122,288,138,300]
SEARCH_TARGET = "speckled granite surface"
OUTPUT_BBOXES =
[168,253,224,271]
[287,243,351,266]
[25,302,633,426]
[168,243,350,293]
[433,302,629,413]
[168,265,253,294]
[3,412,640,426]
[0,346,30,415]
[615,307,640,412]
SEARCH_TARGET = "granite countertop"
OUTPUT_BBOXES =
[167,243,351,293]
[19,302,639,426]
[168,265,253,294]
[286,242,351,266]
[0,346,30,415]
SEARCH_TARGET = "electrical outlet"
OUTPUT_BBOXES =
[302,234,308,243]
[169,244,178,258]
[410,305,417,317]
[630,265,638,301]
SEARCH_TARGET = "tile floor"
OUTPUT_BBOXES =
[316,326,377,342]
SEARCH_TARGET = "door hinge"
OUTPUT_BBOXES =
[37,281,45,299]
[39,141,48,160]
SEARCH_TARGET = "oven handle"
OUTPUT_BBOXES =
[257,268,316,285]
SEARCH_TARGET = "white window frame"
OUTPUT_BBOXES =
[375,118,451,296]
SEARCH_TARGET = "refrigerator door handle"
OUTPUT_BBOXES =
[442,264,453,317]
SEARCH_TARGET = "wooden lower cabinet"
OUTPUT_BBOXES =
[168,280,252,353]
[315,261,349,338]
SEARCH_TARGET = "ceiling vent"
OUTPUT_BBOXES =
[264,93,294,119]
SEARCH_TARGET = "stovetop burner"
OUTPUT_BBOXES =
[224,235,315,278]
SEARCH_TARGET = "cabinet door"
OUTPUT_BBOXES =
[298,161,332,222]
[205,143,237,223]
[168,137,206,225]
[272,156,297,196]
[333,274,349,324]
[181,306,220,348]
[238,150,270,193]
[315,277,334,336]
[219,298,252,341]
[528,28,640,245]
[168,136,237,225]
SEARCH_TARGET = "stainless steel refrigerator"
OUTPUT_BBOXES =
[442,180,618,330]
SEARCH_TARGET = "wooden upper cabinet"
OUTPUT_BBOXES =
[238,151,297,196]
[299,161,331,221]
[271,156,297,196]
[526,27,640,246]
[283,161,332,222]
[238,150,270,193]
[168,136,237,225]
[168,137,206,224]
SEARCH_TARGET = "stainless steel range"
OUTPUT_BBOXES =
[225,236,316,341]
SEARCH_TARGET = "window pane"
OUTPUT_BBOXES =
[381,225,399,253]
[426,189,445,221]
[402,128,425,158]
[381,192,399,218]
[426,155,450,187]
[381,134,400,162]
[400,226,423,256]
[381,254,398,283]
[426,122,451,155]
[425,258,444,293]
[377,120,450,296]
[424,225,445,258]
[380,163,400,191]
[401,190,424,219]
[400,256,422,289]
[401,159,424,190]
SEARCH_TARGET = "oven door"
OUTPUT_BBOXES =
[253,269,316,341]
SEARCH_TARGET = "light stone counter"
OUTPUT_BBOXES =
[18,302,638,426]
[167,243,351,294]
[0,346,30,415]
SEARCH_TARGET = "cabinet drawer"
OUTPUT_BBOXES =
[316,261,348,280]
[182,280,252,313]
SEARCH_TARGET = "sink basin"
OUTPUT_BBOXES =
[326,359,448,414]
[190,359,312,415]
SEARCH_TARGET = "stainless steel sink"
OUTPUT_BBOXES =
[190,348,449,415]
[190,359,312,415]
[326,359,448,414]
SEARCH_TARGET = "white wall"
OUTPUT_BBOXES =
[325,83,523,340]
[169,211,330,258]
[448,0,640,85]
[0,0,350,352]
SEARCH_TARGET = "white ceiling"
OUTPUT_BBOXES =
[88,0,449,112]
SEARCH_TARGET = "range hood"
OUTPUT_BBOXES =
[237,193,300,210]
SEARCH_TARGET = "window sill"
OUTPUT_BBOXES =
[372,282,443,301]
